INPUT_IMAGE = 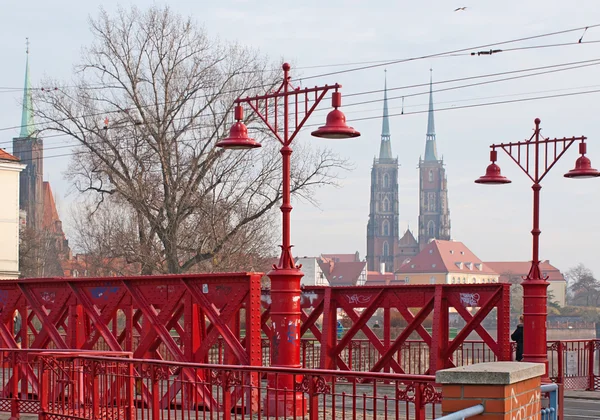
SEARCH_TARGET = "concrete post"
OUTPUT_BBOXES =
[436,362,545,419]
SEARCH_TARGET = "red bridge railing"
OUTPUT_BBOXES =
[261,284,512,374]
[0,273,264,368]
[0,349,442,420]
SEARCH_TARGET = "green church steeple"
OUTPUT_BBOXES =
[20,40,35,138]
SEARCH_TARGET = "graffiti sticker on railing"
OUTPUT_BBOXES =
[346,294,371,304]
[459,293,480,307]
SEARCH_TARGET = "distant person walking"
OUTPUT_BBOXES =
[511,315,524,361]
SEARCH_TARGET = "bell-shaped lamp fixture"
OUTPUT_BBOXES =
[311,91,360,139]
[216,105,262,149]
[475,150,512,184]
[564,142,600,179]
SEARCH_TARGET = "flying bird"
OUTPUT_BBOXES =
[454,7,467,11]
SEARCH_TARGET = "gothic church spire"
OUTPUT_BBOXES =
[424,69,438,161]
[20,39,35,138]
[379,71,392,159]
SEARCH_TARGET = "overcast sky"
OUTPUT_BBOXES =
[1,0,600,277]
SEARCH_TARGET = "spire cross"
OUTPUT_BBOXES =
[26,38,29,54]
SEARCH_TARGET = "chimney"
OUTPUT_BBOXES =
[380,262,385,274]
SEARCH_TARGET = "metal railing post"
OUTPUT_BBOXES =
[10,352,19,420]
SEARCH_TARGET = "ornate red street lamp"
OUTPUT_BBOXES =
[475,118,599,374]
[217,62,359,414]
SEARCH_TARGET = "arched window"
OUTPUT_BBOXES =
[429,170,433,182]
[382,220,390,236]
[383,241,389,256]
[383,173,389,188]
[427,220,435,237]
[383,197,390,212]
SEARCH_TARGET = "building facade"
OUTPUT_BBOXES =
[0,150,26,279]
[418,72,451,250]
[394,240,499,285]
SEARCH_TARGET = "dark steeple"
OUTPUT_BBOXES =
[378,71,393,159]
[424,69,438,161]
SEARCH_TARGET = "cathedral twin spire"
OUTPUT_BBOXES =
[424,69,438,161]
[378,69,438,162]
[378,71,393,159]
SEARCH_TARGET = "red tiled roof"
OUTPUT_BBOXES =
[42,182,62,234]
[0,149,19,162]
[485,261,566,283]
[321,253,360,263]
[318,260,365,286]
[366,271,394,285]
[397,240,497,275]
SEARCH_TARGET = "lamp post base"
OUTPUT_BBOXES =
[521,278,550,377]
[264,266,305,416]
[264,389,307,417]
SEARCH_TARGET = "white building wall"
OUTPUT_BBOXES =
[298,258,328,286]
[0,161,25,279]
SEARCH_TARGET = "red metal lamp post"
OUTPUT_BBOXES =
[475,118,599,374]
[217,63,359,414]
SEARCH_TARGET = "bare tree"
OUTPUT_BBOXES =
[19,227,64,278]
[35,6,350,274]
[565,263,599,307]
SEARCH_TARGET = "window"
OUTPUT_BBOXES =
[383,197,390,212]
[383,173,389,188]
[428,192,435,211]
[427,220,435,237]
[430,276,436,284]
[405,276,410,284]
[429,170,433,182]
[472,278,476,284]
[382,220,390,236]
[432,263,436,268]
[452,277,456,284]
[383,241,389,256]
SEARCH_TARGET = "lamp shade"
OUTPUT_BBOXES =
[475,162,511,184]
[311,109,360,139]
[216,121,261,149]
[564,155,600,178]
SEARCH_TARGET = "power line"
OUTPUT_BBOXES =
[10,86,600,166]
[343,58,600,99]
[1,54,597,146]
[296,24,600,81]
[0,56,597,151]
[343,60,600,108]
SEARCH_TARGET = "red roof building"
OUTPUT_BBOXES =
[0,149,20,162]
[318,253,367,286]
[394,240,499,285]
[485,260,567,307]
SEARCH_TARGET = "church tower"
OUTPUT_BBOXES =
[12,46,44,231]
[418,71,451,249]
[367,74,400,273]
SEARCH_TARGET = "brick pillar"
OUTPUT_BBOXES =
[436,362,545,420]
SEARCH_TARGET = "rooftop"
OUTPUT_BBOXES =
[396,240,497,275]
[0,149,20,162]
